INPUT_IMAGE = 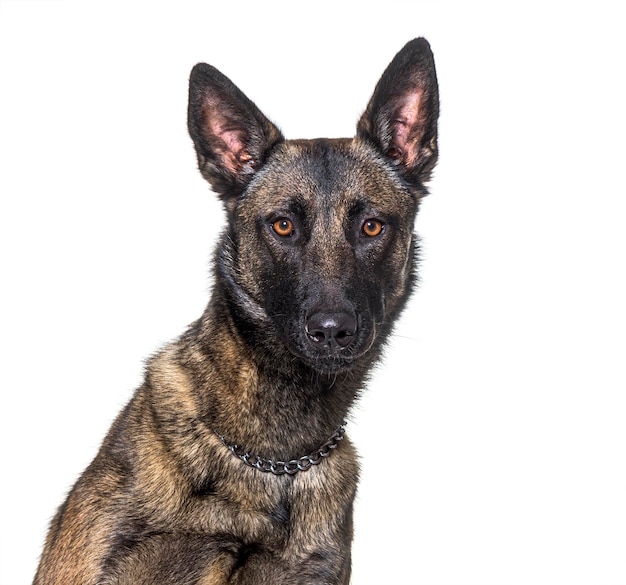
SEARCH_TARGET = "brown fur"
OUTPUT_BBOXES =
[33,38,438,584]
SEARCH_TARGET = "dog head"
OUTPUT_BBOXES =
[188,39,439,374]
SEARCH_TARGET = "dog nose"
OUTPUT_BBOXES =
[306,311,357,349]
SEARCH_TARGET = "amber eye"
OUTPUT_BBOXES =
[272,218,295,237]
[362,219,384,237]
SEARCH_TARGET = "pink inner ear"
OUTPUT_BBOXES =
[203,106,252,175]
[391,90,424,166]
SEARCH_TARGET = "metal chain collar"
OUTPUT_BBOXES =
[218,422,346,476]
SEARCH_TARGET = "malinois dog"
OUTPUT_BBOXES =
[33,38,439,584]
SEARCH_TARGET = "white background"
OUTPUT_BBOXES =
[1,2,625,584]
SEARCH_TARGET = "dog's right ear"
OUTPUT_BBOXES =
[187,64,284,201]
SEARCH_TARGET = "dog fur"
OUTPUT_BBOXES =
[33,38,439,584]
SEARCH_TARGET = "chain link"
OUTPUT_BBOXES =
[218,423,346,476]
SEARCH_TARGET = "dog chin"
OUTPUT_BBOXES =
[292,340,375,375]
[304,355,359,375]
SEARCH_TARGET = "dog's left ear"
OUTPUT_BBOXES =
[188,64,284,201]
[357,38,439,191]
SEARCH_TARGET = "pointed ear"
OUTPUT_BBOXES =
[187,64,284,200]
[357,38,439,191]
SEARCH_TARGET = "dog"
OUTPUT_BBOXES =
[33,38,439,584]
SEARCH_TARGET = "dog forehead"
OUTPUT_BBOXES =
[243,138,413,216]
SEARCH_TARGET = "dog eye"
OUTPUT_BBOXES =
[362,219,384,237]
[272,218,295,237]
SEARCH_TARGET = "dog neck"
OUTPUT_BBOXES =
[215,421,347,475]
[171,293,368,461]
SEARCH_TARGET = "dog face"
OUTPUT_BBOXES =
[228,138,420,373]
[188,39,439,373]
